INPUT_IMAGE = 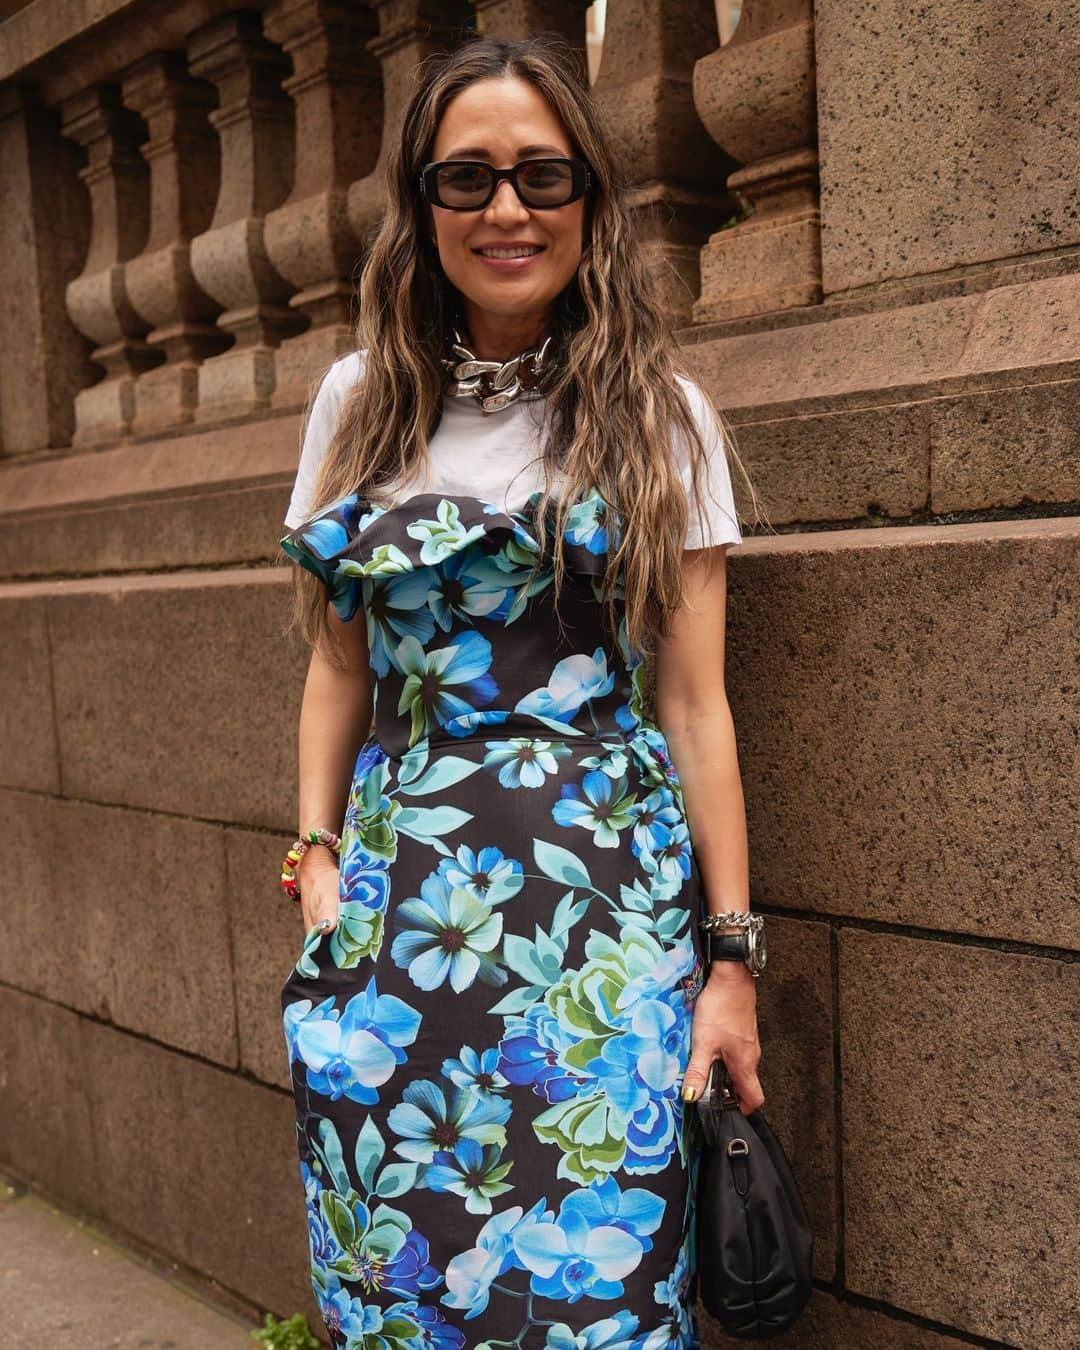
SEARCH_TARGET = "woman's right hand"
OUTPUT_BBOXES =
[296,846,341,936]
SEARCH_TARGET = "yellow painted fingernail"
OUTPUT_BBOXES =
[682,1085,697,1103]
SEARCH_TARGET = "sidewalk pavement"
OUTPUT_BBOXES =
[0,1172,261,1348]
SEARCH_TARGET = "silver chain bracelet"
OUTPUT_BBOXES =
[699,910,764,932]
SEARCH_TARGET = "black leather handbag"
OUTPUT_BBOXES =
[694,1057,814,1338]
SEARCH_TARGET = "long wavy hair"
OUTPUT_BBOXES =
[282,32,761,667]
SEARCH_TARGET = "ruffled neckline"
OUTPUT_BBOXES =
[279,489,623,621]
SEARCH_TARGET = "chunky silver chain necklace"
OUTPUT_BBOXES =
[441,326,556,414]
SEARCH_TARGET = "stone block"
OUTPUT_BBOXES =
[729,399,929,526]
[701,1285,973,1347]
[48,570,307,830]
[0,593,59,793]
[0,987,100,1217]
[0,790,61,999]
[57,799,237,1065]
[839,929,1079,1347]
[728,518,1078,948]
[815,2,1080,292]
[82,1016,316,1322]
[931,376,1080,512]
[226,824,305,1088]
[752,915,837,1281]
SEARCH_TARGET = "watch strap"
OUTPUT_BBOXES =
[706,930,749,963]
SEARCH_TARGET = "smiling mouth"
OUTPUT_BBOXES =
[472,245,546,259]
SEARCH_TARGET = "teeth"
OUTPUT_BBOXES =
[479,246,542,259]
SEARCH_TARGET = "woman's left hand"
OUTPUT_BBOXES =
[682,965,765,1115]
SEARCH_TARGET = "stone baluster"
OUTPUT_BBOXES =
[0,85,92,454]
[590,0,738,327]
[347,0,473,247]
[59,85,160,447]
[692,0,821,322]
[121,52,227,436]
[472,0,590,47]
[187,11,305,423]
[262,0,380,410]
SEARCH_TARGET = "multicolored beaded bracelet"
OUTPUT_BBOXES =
[280,827,342,905]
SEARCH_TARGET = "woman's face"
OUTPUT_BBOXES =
[428,75,586,353]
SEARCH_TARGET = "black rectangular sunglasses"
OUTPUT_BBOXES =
[419,157,592,211]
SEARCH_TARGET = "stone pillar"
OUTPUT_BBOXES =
[692,0,821,323]
[473,0,590,45]
[590,0,738,326]
[59,85,160,448]
[0,85,92,454]
[187,11,305,423]
[262,0,380,411]
[347,0,473,247]
[121,52,227,436]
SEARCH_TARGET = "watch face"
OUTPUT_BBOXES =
[751,928,767,973]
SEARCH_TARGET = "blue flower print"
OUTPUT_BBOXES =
[439,845,524,906]
[627,785,684,859]
[315,1275,383,1344]
[391,875,504,993]
[635,817,694,890]
[614,942,696,1012]
[316,1194,441,1299]
[483,737,573,788]
[283,979,421,1104]
[565,491,623,557]
[442,1045,509,1096]
[441,1199,550,1319]
[412,1303,467,1349]
[395,631,498,747]
[427,547,524,632]
[652,1231,695,1344]
[580,739,632,780]
[542,1310,643,1349]
[552,769,637,848]
[603,998,687,1098]
[511,1183,648,1302]
[365,569,439,678]
[516,649,616,723]
[560,1176,665,1254]
[497,1003,582,1104]
[388,1077,511,1164]
[425,1138,514,1213]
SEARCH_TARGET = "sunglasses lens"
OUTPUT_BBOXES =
[518,160,575,206]
[433,163,495,207]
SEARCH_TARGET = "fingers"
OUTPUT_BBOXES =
[302,880,340,936]
[681,1046,715,1103]
[729,1065,766,1115]
[683,1052,766,1113]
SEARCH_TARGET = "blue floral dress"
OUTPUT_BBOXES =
[279,488,707,1349]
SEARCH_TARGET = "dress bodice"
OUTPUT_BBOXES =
[279,487,686,802]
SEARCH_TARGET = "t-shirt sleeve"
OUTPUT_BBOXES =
[674,375,743,551]
[283,349,367,529]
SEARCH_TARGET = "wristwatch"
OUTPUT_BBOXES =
[701,912,767,978]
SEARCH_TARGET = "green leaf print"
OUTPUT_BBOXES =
[399,756,483,796]
[533,839,593,889]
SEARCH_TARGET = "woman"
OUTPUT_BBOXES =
[278,33,766,1350]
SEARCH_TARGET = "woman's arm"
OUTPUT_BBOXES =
[654,547,765,1114]
[654,548,749,924]
[295,604,375,922]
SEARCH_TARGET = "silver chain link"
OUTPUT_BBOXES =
[441,327,556,414]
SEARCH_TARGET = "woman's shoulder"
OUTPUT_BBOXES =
[317,347,369,402]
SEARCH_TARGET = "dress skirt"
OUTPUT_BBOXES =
[279,490,707,1349]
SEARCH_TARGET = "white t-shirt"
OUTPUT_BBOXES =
[283,349,742,550]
